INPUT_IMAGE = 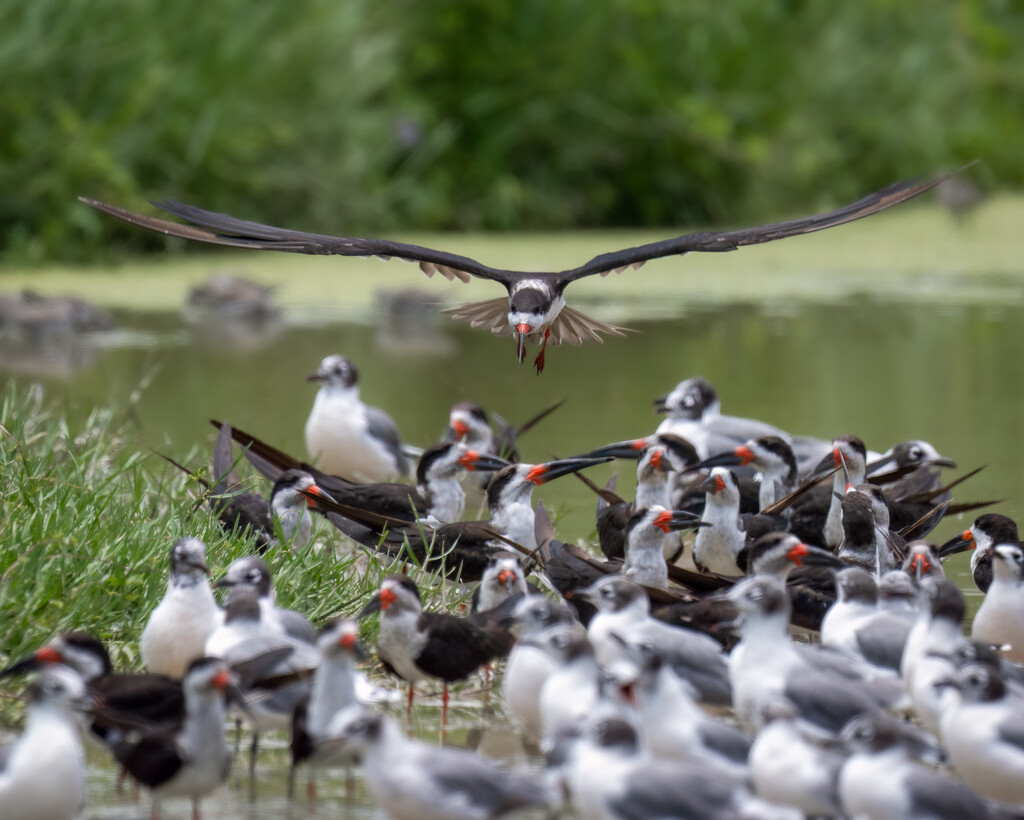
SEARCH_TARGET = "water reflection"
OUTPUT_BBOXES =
[3,296,1018,550]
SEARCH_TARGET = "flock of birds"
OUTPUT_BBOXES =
[4,354,1024,820]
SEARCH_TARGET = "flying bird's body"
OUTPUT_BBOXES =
[82,169,963,372]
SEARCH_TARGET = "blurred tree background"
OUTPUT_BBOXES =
[1,0,1020,264]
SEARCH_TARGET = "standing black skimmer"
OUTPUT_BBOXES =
[0,665,89,820]
[653,376,792,459]
[839,712,984,820]
[693,467,777,576]
[324,457,610,581]
[140,537,223,677]
[867,439,957,496]
[902,540,945,583]
[289,618,383,801]
[584,432,702,513]
[836,485,901,575]
[358,575,512,726]
[470,555,530,615]
[304,354,417,481]
[320,706,555,820]
[621,505,704,588]
[214,555,316,644]
[444,398,563,471]
[699,434,799,511]
[107,656,239,820]
[813,436,869,549]
[82,170,960,373]
[1,632,184,747]
[214,421,509,526]
[939,513,1020,593]
[971,543,1024,664]
[739,531,846,633]
[160,421,324,550]
[938,661,1024,811]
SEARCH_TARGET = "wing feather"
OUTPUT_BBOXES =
[549,305,631,346]
[441,297,513,336]
[79,198,511,285]
[561,165,974,281]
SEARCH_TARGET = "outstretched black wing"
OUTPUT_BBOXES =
[79,197,516,285]
[559,166,971,281]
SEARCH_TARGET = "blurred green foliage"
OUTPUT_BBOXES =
[1,0,1021,263]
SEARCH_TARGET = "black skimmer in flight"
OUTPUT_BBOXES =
[82,169,962,374]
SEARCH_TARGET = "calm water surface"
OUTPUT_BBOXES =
[2,285,1021,816]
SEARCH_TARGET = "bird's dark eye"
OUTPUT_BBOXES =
[909,447,922,460]
[247,570,261,583]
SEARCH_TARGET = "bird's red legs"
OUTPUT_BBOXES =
[533,328,551,374]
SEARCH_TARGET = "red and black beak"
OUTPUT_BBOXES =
[937,529,975,559]
[302,483,337,510]
[496,568,519,591]
[785,541,845,568]
[446,419,470,442]
[524,456,613,485]
[583,438,651,461]
[651,509,706,534]
[0,645,63,678]
[699,444,755,470]
[458,450,513,472]
[698,472,728,496]
[809,446,846,482]
[515,323,531,363]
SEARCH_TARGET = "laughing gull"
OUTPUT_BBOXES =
[140,536,223,677]
[972,544,1024,663]
[748,699,845,818]
[304,354,416,481]
[0,666,88,820]
[566,715,801,820]
[938,661,1024,810]
[319,706,556,820]
[839,712,992,820]
[578,575,732,706]
[502,595,577,735]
